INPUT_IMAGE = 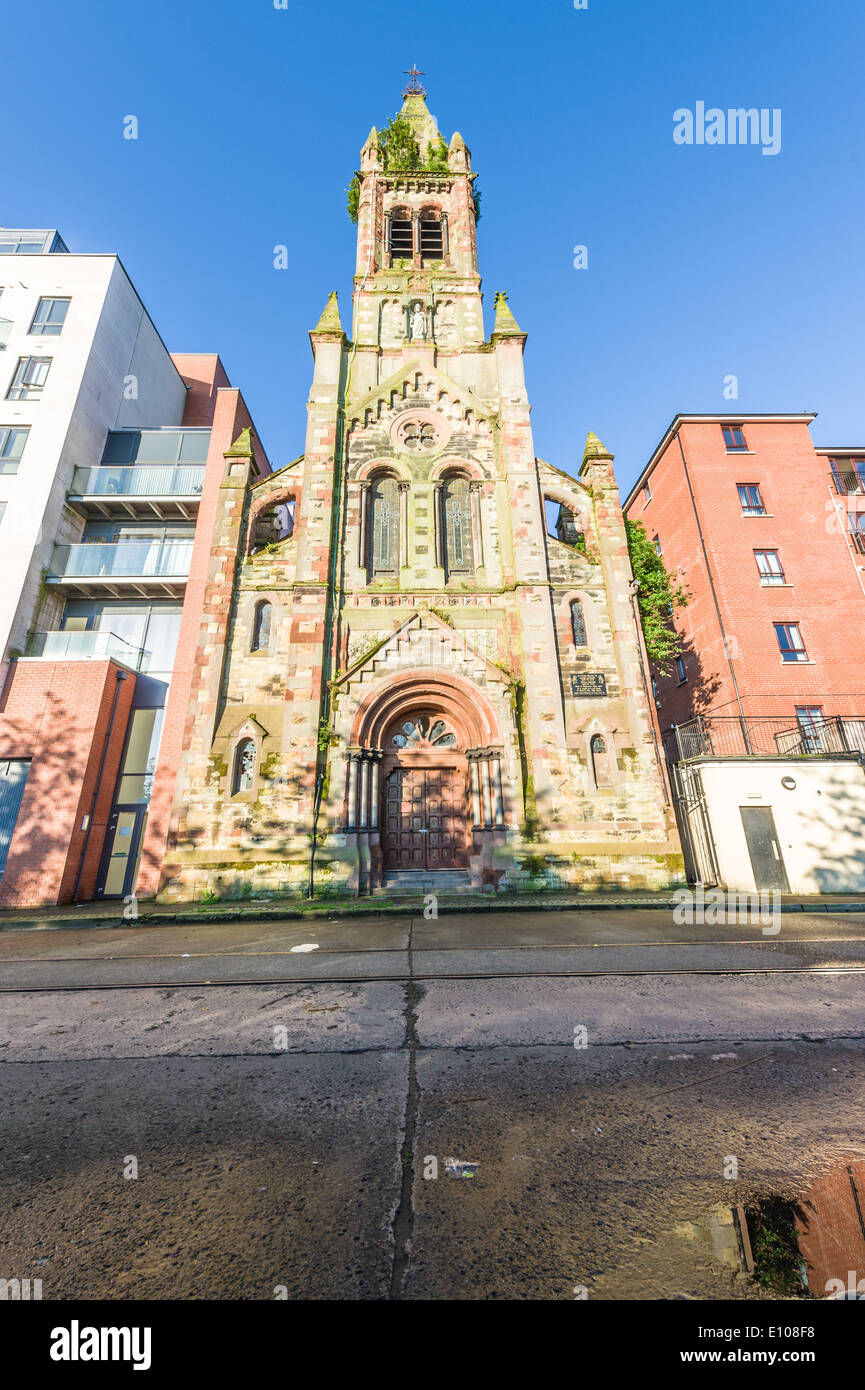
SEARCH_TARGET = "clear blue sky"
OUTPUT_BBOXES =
[3,0,863,491]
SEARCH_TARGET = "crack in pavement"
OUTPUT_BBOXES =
[389,919,421,1301]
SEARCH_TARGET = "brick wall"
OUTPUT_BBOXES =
[0,659,135,906]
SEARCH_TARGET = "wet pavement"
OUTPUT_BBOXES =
[1,948,865,1298]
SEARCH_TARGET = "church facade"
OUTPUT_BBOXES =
[157,86,683,902]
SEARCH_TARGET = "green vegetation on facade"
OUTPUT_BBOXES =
[625,518,688,671]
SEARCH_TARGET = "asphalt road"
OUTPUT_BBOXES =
[1,909,864,1300]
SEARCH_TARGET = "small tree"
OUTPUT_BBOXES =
[346,174,360,224]
[377,116,421,172]
[625,518,688,672]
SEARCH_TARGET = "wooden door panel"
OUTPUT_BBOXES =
[383,765,467,870]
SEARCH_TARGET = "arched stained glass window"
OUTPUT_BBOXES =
[443,476,474,575]
[232,738,256,794]
[252,601,272,652]
[571,600,587,647]
[391,715,457,749]
[370,475,399,574]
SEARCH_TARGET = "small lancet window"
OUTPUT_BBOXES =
[571,600,588,647]
[232,739,256,794]
[251,601,272,652]
[591,734,613,789]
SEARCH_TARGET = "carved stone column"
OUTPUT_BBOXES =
[441,212,449,258]
[346,751,360,829]
[369,750,383,830]
[359,756,370,830]
[470,480,484,569]
[480,756,492,829]
[491,753,505,827]
[358,481,370,569]
[433,481,444,569]
[468,752,482,827]
[411,211,421,268]
[398,481,410,568]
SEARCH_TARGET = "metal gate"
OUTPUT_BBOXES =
[671,762,720,887]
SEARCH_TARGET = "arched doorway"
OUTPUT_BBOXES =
[347,669,506,887]
[381,711,468,871]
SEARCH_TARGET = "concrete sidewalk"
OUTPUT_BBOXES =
[2,888,865,934]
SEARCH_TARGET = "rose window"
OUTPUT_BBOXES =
[391,715,457,749]
[402,421,437,452]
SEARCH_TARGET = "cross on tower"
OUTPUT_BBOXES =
[402,65,426,97]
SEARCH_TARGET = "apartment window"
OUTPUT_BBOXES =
[0,503,6,526]
[653,535,662,555]
[29,297,70,336]
[755,549,784,585]
[848,514,865,555]
[0,425,29,473]
[737,484,766,516]
[796,706,826,753]
[643,481,652,504]
[0,235,46,254]
[6,356,51,400]
[774,622,807,662]
[723,424,748,451]
[651,676,659,699]
[676,656,687,683]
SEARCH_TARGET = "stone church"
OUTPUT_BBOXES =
[158,83,683,901]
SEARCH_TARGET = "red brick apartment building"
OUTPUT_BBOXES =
[623,416,865,760]
[0,356,269,907]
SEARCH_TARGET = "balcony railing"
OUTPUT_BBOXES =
[70,465,205,498]
[675,714,865,761]
[829,466,865,496]
[24,630,149,668]
[49,539,194,580]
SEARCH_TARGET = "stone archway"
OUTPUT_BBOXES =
[347,672,504,886]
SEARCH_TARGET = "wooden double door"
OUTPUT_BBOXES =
[383,765,468,871]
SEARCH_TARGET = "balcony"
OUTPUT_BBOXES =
[68,464,205,519]
[24,630,149,670]
[829,465,865,496]
[46,538,193,597]
[674,714,865,761]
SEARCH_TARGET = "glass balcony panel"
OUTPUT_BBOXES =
[50,539,193,578]
[25,630,149,667]
[70,465,205,497]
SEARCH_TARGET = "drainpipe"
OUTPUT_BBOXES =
[306,769,326,900]
[674,429,752,753]
[72,668,127,904]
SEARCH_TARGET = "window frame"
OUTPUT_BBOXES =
[754,549,785,585]
[722,424,748,451]
[774,622,807,663]
[737,483,766,516]
[29,296,70,336]
[6,355,51,400]
[0,424,30,473]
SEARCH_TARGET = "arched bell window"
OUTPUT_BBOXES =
[251,601,272,652]
[591,734,613,789]
[443,475,474,576]
[571,600,588,648]
[232,738,256,795]
[369,474,399,576]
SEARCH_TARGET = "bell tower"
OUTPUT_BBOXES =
[350,70,484,399]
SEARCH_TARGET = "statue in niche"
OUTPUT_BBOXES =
[409,302,428,341]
